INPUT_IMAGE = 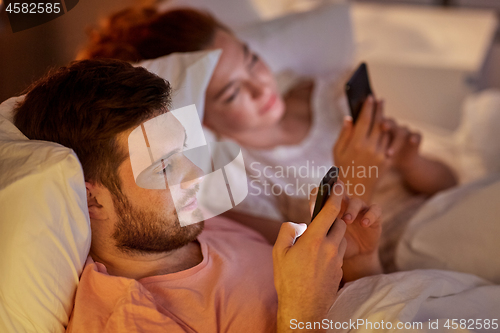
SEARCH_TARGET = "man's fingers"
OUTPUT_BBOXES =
[339,237,347,258]
[359,204,382,227]
[326,218,347,246]
[274,222,308,255]
[309,186,319,216]
[309,181,345,237]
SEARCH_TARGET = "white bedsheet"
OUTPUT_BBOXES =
[328,270,500,332]
[395,174,500,284]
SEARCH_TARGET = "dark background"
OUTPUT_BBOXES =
[0,0,138,102]
[1,0,500,103]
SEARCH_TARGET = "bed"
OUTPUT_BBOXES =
[1,1,500,332]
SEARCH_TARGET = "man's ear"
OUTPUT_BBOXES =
[86,182,106,220]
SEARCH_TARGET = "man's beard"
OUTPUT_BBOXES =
[111,191,204,254]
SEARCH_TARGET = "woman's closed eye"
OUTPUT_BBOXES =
[249,53,259,69]
[222,53,260,104]
[224,86,240,104]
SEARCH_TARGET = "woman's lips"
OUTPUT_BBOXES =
[260,93,277,115]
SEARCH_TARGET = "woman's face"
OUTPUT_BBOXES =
[204,29,285,137]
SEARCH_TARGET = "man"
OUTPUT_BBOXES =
[14,59,382,332]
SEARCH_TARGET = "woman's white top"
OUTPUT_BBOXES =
[235,75,348,223]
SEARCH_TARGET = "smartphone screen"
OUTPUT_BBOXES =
[345,63,373,123]
[311,166,339,222]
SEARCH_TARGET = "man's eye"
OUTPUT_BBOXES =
[156,164,171,175]
[156,159,173,175]
[224,87,240,104]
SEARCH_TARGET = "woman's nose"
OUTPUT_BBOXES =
[247,80,266,100]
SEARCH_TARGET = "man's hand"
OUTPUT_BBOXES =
[273,182,383,332]
[273,182,348,332]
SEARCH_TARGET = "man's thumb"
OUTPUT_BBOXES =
[274,222,307,253]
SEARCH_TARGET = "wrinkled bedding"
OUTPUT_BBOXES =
[328,270,500,333]
[377,89,500,272]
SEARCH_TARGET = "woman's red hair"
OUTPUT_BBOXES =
[78,6,230,62]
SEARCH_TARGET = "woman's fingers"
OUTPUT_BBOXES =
[341,197,364,224]
[351,96,375,143]
[381,117,397,133]
[359,204,382,227]
[409,132,422,147]
[387,126,409,157]
[368,99,384,143]
[334,116,353,155]
[378,131,391,155]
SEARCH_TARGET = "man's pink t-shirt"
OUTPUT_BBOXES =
[66,217,277,333]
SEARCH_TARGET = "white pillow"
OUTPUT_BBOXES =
[158,0,262,29]
[395,175,500,284]
[236,2,354,77]
[0,96,91,333]
[135,50,220,124]
[455,89,500,182]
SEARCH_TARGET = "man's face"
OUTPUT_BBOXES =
[107,115,205,254]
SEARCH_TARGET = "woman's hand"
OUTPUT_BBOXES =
[340,198,382,260]
[341,198,383,282]
[380,118,457,194]
[380,118,422,170]
[333,96,391,203]
[308,188,382,262]
[309,187,383,283]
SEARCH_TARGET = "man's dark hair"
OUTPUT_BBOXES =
[14,58,171,198]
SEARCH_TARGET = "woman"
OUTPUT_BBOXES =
[78,6,457,224]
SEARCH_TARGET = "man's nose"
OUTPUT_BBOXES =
[179,156,204,190]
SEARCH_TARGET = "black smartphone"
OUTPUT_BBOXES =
[345,62,373,123]
[311,166,339,222]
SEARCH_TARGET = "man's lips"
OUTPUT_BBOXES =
[259,93,277,115]
[181,196,197,211]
